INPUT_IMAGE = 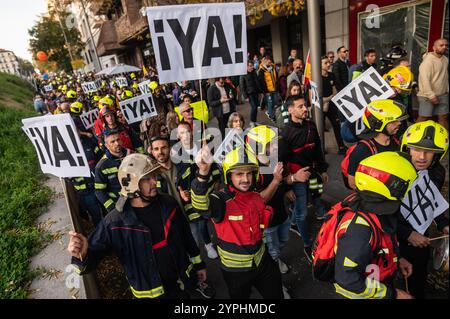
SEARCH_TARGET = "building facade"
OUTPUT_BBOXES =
[0,49,20,75]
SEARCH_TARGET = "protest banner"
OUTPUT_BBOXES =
[331,67,395,123]
[81,81,98,94]
[119,93,158,124]
[138,80,151,95]
[22,114,90,178]
[115,77,128,87]
[79,108,99,130]
[146,2,247,84]
[400,170,449,234]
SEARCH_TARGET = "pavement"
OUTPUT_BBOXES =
[28,175,86,299]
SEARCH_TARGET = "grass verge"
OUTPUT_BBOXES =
[0,72,52,298]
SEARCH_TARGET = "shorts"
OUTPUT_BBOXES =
[418,94,449,117]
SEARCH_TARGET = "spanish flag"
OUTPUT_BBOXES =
[303,50,311,86]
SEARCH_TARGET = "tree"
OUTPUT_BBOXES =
[17,57,35,76]
[28,11,85,72]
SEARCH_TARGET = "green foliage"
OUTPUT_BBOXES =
[0,73,52,298]
[28,10,84,72]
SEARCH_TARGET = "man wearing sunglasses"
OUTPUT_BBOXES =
[332,46,351,93]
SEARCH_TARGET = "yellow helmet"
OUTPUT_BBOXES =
[383,66,414,93]
[66,90,77,99]
[98,96,114,109]
[401,120,449,161]
[363,99,408,133]
[222,146,259,185]
[70,101,83,114]
[149,81,158,93]
[130,73,136,80]
[121,90,133,100]
[62,85,68,93]
[132,83,139,91]
[355,151,417,201]
[118,154,161,198]
[245,125,277,157]
[93,95,101,102]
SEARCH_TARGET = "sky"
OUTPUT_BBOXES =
[0,0,48,61]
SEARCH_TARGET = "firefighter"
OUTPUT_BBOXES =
[68,153,206,299]
[191,146,284,299]
[398,120,449,298]
[332,152,416,299]
[94,129,132,214]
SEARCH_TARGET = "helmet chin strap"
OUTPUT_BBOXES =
[136,191,156,203]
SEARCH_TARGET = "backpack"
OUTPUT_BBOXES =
[311,200,381,282]
[341,139,378,180]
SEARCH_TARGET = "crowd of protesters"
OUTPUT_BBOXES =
[29,38,449,300]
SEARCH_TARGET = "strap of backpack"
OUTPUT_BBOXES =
[357,212,382,253]
[359,139,378,155]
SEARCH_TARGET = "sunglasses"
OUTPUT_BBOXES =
[183,108,193,113]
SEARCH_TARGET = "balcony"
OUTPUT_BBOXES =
[96,20,126,57]
[115,14,148,44]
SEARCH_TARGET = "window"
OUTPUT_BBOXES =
[358,0,431,79]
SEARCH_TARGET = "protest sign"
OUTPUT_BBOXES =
[44,84,53,92]
[79,108,99,130]
[115,77,128,87]
[146,2,247,84]
[213,129,245,165]
[310,81,320,109]
[138,80,151,95]
[331,67,395,123]
[81,81,98,94]
[119,93,157,124]
[400,170,449,234]
[22,114,90,178]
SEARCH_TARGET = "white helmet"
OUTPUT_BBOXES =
[118,154,161,198]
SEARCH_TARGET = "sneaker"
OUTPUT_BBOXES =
[196,281,216,299]
[290,224,301,237]
[278,259,289,274]
[205,243,218,259]
[304,246,313,263]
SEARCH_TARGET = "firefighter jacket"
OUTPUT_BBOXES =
[279,119,328,174]
[174,148,221,222]
[71,195,205,299]
[191,179,273,272]
[94,148,132,213]
[71,135,103,195]
[333,198,400,299]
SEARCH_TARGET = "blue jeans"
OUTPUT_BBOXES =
[291,182,312,247]
[265,92,279,119]
[264,217,291,262]
[190,218,211,246]
[248,93,259,123]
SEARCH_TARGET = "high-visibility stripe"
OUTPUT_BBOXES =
[334,277,387,299]
[74,184,87,190]
[185,263,193,277]
[104,199,114,209]
[102,167,118,175]
[217,245,265,268]
[74,177,84,182]
[228,215,243,221]
[95,183,107,190]
[190,255,202,264]
[188,212,201,221]
[355,216,370,227]
[182,167,191,180]
[108,192,117,198]
[343,257,358,268]
[130,285,164,299]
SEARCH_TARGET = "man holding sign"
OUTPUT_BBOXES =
[398,121,449,298]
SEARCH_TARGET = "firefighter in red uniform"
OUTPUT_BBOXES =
[191,146,283,299]
[330,151,416,299]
